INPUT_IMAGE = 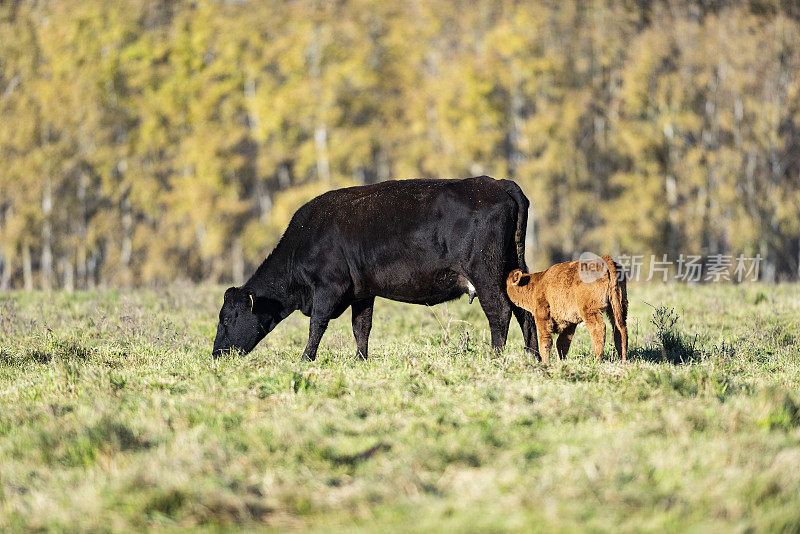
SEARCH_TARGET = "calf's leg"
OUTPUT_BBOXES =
[351,297,375,360]
[614,324,628,361]
[555,323,577,360]
[583,311,606,360]
[533,316,553,364]
[605,308,628,361]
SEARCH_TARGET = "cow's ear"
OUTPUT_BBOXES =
[224,286,238,302]
[509,270,523,285]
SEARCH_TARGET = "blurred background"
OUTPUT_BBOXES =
[0,0,798,290]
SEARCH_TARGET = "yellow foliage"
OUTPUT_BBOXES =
[0,0,799,287]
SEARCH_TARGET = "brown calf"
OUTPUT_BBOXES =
[506,255,628,363]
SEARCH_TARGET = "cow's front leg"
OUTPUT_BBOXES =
[301,314,329,362]
[301,286,352,362]
[351,297,375,360]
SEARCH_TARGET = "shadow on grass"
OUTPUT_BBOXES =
[0,340,97,367]
[628,343,702,365]
[629,304,702,365]
[0,348,52,366]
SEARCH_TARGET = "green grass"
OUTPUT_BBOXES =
[1,283,799,532]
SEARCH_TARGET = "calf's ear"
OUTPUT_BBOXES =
[509,269,531,286]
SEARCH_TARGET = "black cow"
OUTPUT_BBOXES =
[212,176,536,361]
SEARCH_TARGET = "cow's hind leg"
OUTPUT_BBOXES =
[351,297,375,360]
[505,239,537,356]
[512,305,538,356]
[473,284,512,352]
[470,228,515,352]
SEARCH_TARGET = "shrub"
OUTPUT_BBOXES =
[647,304,699,364]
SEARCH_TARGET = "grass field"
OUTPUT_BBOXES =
[1,283,799,532]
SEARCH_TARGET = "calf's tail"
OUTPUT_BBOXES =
[603,255,628,359]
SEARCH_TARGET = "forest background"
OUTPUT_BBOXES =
[1,0,799,290]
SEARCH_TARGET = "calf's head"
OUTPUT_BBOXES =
[506,269,533,309]
[212,286,283,357]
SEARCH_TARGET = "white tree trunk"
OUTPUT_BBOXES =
[59,256,74,292]
[120,188,133,286]
[0,203,9,290]
[41,177,53,290]
[77,169,88,289]
[309,28,331,184]
[0,253,8,291]
[22,243,32,291]
[314,124,331,184]
[232,239,244,285]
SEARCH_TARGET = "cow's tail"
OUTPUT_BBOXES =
[499,179,530,271]
[603,254,628,359]
[499,178,537,356]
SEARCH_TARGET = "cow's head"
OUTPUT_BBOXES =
[212,286,283,357]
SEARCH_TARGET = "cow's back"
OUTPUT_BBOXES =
[285,177,521,304]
